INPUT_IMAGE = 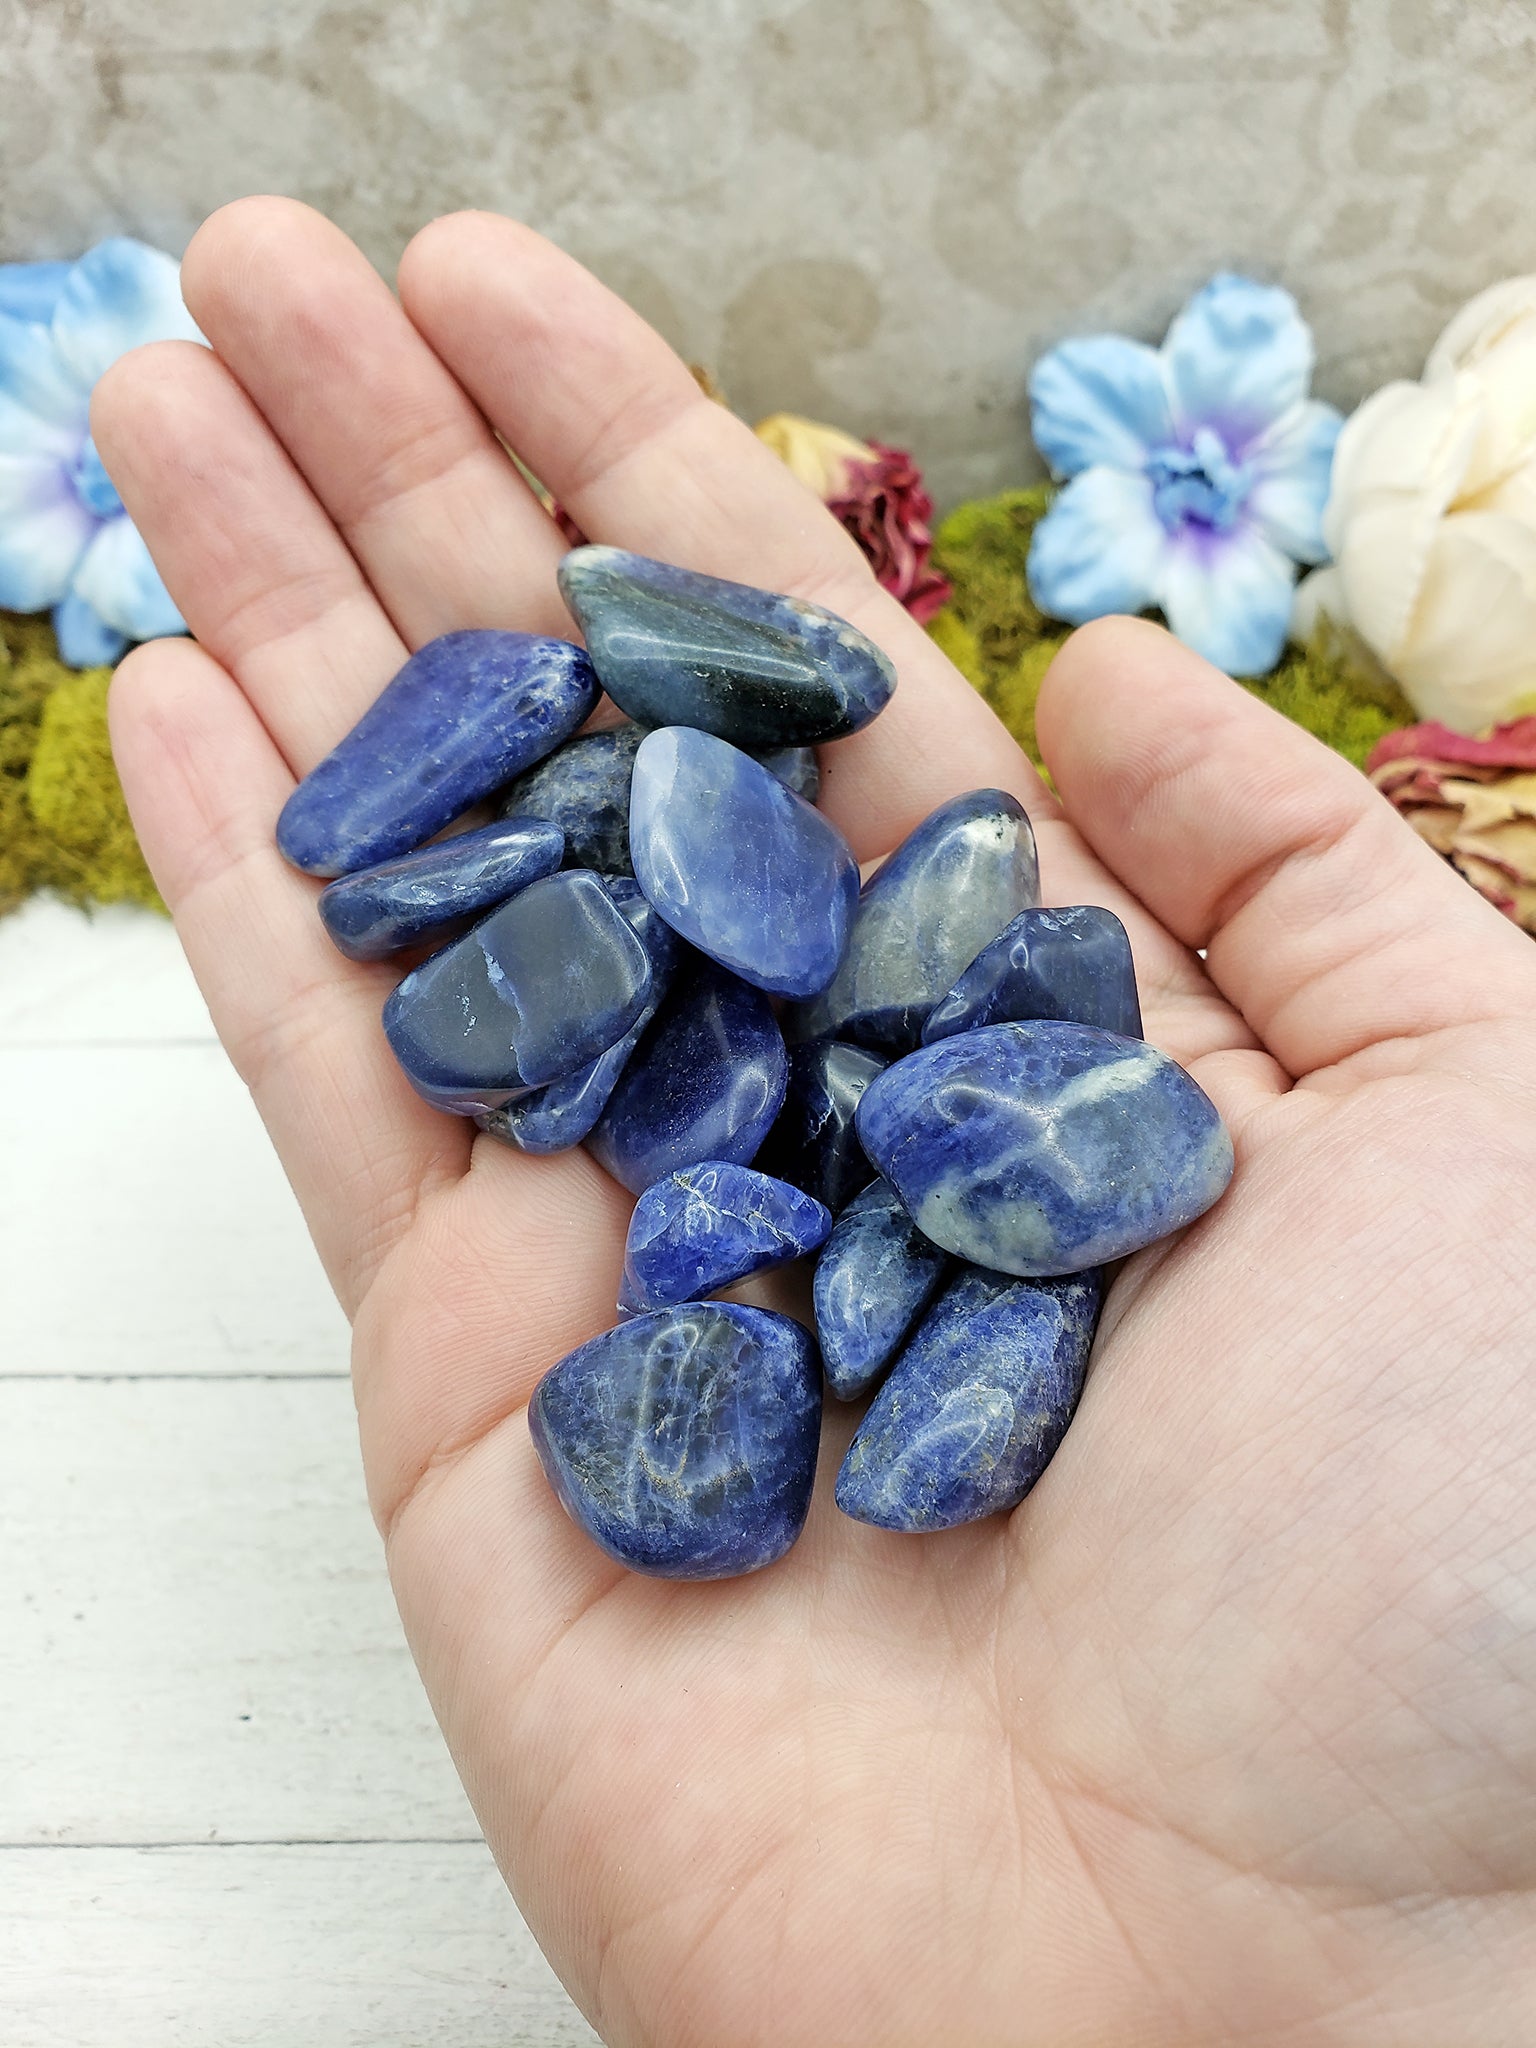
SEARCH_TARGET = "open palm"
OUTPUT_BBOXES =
[96,200,1536,2047]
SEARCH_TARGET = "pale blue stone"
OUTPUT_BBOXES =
[813,1179,950,1400]
[317,818,564,961]
[629,727,858,999]
[924,905,1142,1042]
[835,1266,1101,1532]
[786,789,1040,1054]
[529,1302,822,1578]
[618,1161,832,1315]
[856,1021,1234,1276]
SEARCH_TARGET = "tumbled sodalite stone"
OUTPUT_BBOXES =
[835,1266,1100,1532]
[476,879,682,1153]
[813,1179,950,1401]
[618,1161,832,1315]
[529,1301,822,1578]
[277,631,599,876]
[558,545,895,747]
[924,905,1142,1043]
[587,958,788,1194]
[500,724,821,878]
[754,1040,887,1213]
[382,870,650,1115]
[787,789,1040,1054]
[316,817,564,962]
[857,1021,1235,1275]
[630,728,857,999]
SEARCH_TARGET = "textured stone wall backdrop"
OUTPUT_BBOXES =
[6,0,1536,503]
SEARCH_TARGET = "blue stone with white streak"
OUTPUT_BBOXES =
[316,817,564,961]
[754,1040,887,1214]
[558,545,895,748]
[530,1301,822,1578]
[923,904,1142,1043]
[856,1021,1234,1276]
[382,869,650,1115]
[618,1161,832,1316]
[587,957,788,1194]
[476,878,683,1153]
[629,727,857,999]
[835,1265,1101,1532]
[277,630,599,876]
[787,788,1040,1054]
[813,1178,951,1401]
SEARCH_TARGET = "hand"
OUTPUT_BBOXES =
[94,199,1536,2048]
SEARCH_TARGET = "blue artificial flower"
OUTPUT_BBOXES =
[1026,273,1343,676]
[0,237,201,666]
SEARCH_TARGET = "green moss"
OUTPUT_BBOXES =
[1237,631,1414,772]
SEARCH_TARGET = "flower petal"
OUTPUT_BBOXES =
[49,237,202,390]
[1244,398,1343,563]
[1425,275,1536,381]
[0,311,89,440]
[1163,273,1314,452]
[69,513,186,641]
[1026,466,1166,622]
[1159,522,1296,676]
[0,260,74,325]
[1386,508,1536,734]
[1027,335,1173,477]
[754,412,873,498]
[53,589,129,668]
[1290,563,1348,643]
[0,454,96,612]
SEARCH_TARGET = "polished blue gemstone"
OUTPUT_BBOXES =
[316,817,564,962]
[530,1301,822,1578]
[835,1266,1101,1532]
[857,1021,1234,1275]
[813,1179,950,1400]
[382,870,651,1115]
[476,878,684,1152]
[753,1040,887,1213]
[276,631,599,877]
[787,789,1040,1054]
[757,745,821,803]
[587,958,788,1194]
[924,905,1142,1043]
[558,545,895,747]
[618,1161,832,1315]
[629,728,857,999]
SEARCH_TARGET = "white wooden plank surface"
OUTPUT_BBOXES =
[0,1844,600,2047]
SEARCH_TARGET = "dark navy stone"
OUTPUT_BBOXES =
[618,1161,832,1316]
[316,817,564,962]
[277,631,600,877]
[787,789,1040,1054]
[529,1301,822,1579]
[586,958,789,1194]
[813,1179,951,1401]
[558,545,895,748]
[382,870,651,1115]
[476,879,683,1153]
[753,1040,887,1213]
[857,1021,1235,1276]
[629,728,857,999]
[835,1266,1101,1532]
[758,745,821,804]
[924,905,1142,1043]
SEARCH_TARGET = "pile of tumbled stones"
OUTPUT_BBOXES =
[276,546,1234,1580]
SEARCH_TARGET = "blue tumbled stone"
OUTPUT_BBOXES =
[476,878,684,1153]
[558,545,895,747]
[813,1179,950,1401]
[316,817,564,962]
[277,631,599,876]
[757,745,821,804]
[857,1021,1235,1276]
[753,1040,887,1213]
[530,1301,822,1578]
[630,728,858,999]
[787,789,1040,1054]
[835,1266,1101,1532]
[587,957,789,1194]
[618,1161,832,1315]
[923,905,1142,1043]
[382,869,651,1115]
